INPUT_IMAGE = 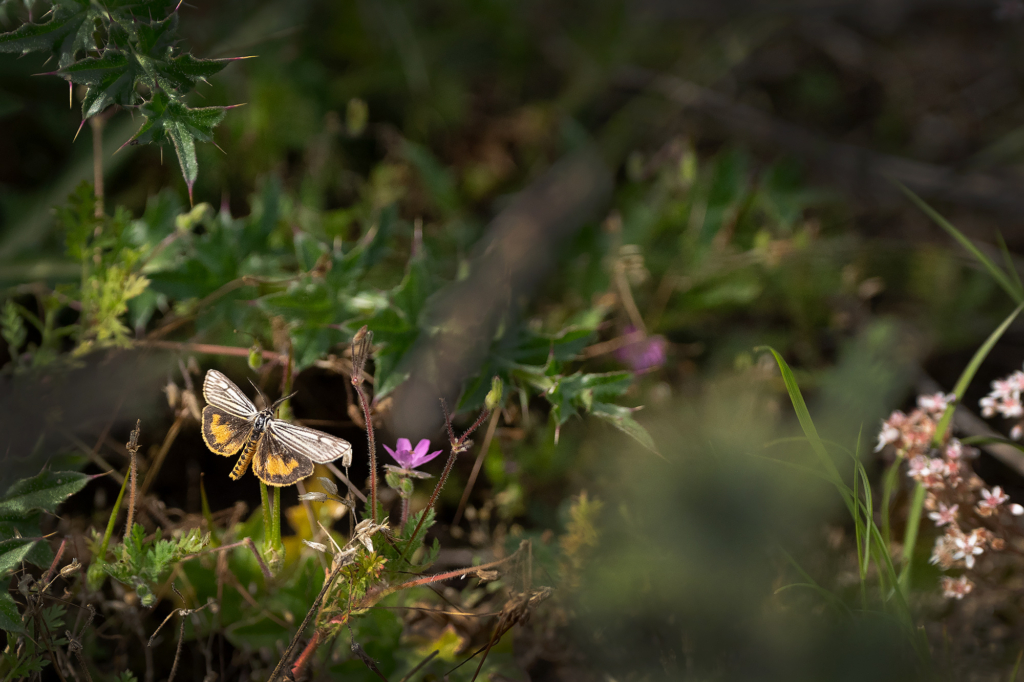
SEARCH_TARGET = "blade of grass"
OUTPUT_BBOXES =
[880,459,901,548]
[996,231,1023,294]
[777,548,852,617]
[897,182,1024,303]
[933,302,1024,443]
[961,435,1024,453]
[898,482,926,590]
[758,346,843,487]
[760,345,924,658]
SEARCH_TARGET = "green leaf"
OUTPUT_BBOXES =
[61,52,141,118]
[757,346,842,487]
[898,182,1024,303]
[128,92,231,204]
[0,511,51,569]
[590,401,661,456]
[0,590,24,634]
[156,53,235,93]
[0,538,37,577]
[0,469,90,516]
[0,3,102,68]
[933,302,1024,444]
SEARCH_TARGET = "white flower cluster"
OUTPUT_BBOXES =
[876,392,1023,600]
[980,370,1024,439]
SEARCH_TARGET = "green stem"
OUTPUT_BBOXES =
[260,481,272,549]
[272,486,282,548]
[899,482,927,590]
[98,471,130,559]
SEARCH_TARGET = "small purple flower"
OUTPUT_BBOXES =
[615,325,667,373]
[383,438,442,470]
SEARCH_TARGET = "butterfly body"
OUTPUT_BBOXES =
[201,369,353,486]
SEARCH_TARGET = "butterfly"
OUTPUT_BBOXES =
[201,369,353,486]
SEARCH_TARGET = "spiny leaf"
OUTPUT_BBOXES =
[0,3,102,68]
[127,92,232,204]
[61,52,141,118]
[0,469,90,516]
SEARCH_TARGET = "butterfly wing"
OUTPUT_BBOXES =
[203,369,258,418]
[201,406,253,456]
[252,430,314,486]
[268,420,353,467]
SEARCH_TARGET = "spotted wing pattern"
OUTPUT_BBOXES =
[268,420,353,467]
[252,431,315,486]
[202,370,257,418]
[201,406,253,456]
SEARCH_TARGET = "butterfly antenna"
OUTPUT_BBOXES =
[272,391,298,411]
[248,378,271,408]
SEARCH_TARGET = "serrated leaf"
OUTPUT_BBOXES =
[0,469,90,516]
[128,92,230,203]
[590,401,661,456]
[0,590,24,634]
[157,53,234,92]
[0,3,101,68]
[61,52,141,118]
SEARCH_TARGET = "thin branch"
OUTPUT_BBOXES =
[325,462,368,503]
[179,537,273,581]
[124,420,141,537]
[137,339,288,363]
[453,410,501,527]
[350,327,377,520]
[268,565,345,682]
[139,412,185,498]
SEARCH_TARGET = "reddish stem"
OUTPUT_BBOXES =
[291,630,321,679]
[400,404,491,563]
[353,380,377,522]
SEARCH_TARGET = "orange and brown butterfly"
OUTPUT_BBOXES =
[200,369,352,486]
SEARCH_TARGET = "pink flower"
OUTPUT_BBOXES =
[383,438,443,470]
[945,439,963,460]
[615,326,668,373]
[977,486,1010,516]
[980,396,998,418]
[875,420,901,452]
[928,503,959,527]
[953,529,986,569]
[940,575,974,600]
[918,392,955,416]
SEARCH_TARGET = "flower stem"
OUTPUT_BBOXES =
[353,381,377,521]
[350,328,377,522]
[272,486,282,548]
[260,481,272,549]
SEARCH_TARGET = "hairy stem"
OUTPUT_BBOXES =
[353,380,377,521]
